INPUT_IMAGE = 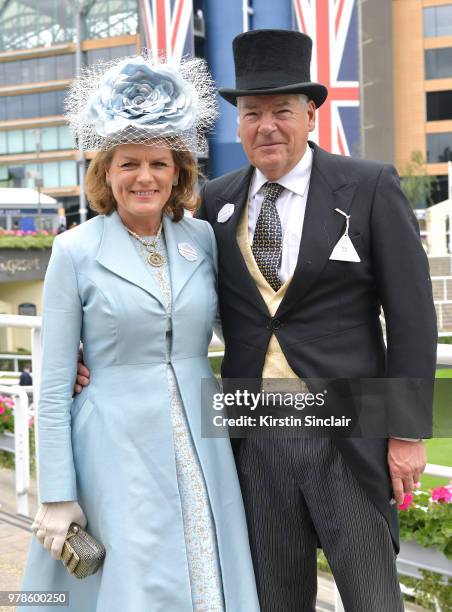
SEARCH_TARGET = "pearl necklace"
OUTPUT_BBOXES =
[126,223,165,267]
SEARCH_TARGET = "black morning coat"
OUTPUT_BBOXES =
[196,141,438,549]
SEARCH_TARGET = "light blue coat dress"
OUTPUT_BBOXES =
[22,211,260,612]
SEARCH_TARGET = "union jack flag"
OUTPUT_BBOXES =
[292,0,360,156]
[139,0,195,63]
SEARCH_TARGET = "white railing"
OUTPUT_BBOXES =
[0,315,42,410]
[0,385,30,516]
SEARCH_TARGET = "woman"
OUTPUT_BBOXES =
[21,56,260,612]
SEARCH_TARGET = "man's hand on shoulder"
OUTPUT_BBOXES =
[388,438,426,506]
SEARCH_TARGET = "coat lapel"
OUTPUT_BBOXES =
[214,166,270,316]
[276,143,358,318]
[163,213,205,304]
[96,210,166,308]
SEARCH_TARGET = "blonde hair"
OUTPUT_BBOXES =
[85,146,200,221]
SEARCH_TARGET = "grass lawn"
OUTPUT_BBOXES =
[422,438,452,489]
[436,368,452,378]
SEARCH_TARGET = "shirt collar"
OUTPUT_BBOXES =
[250,145,313,199]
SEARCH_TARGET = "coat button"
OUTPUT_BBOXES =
[272,318,282,330]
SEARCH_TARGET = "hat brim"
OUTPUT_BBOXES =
[218,82,328,108]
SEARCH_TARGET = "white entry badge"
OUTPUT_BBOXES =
[217,203,235,223]
[329,208,361,262]
[178,242,198,261]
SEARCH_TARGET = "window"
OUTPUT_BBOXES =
[425,48,452,80]
[6,96,21,121]
[42,162,59,188]
[430,175,449,204]
[86,44,136,65]
[55,54,74,80]
[424,4,452,37]
[7,130,25,153]
[21,57,38,83]
[58,126,75,149]
[36,57,54,83]
[41,128,59,151]
[44,91,59,116]
[18,303,36,316]
[21,93,38,119]
[84,0,138,40]
[60,160,77,185]
[426,90,452,121]
[8,166,26,187]
[24,130,38,153]
[56,90,67,112]
[427,133,452,163]
[0,161,78,188]
[0,0,74,51]
[2,54,74,86]
[1,90,67,120]
[0,127,75,155]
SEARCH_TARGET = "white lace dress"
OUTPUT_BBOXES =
[130,231,225,612]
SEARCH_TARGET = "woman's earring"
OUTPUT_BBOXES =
[172,179,178,187]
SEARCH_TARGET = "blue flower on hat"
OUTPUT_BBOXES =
[86,57,199,138]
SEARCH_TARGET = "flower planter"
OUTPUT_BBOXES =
[397,539,452,580]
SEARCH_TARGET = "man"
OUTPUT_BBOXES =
[77,29,436,610]
[19,367,32,386]
[195,30,437,611]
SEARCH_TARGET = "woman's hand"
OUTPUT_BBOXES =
[31,501,87,560]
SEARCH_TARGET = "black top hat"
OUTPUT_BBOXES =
[219,29,328,108]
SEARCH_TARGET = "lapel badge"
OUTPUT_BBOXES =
[178,242,198,262]
[217,203,235,223]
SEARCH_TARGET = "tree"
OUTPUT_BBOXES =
[401,150,437,208]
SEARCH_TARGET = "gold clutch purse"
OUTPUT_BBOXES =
[61,523,106,579]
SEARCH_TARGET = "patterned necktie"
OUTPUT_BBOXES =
[251,182,284,291]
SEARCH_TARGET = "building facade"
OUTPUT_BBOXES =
[0,0,140,224]
[1,0,450,213]
[362,0,452,204]
[0,0,363,218]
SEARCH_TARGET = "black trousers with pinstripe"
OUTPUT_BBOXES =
[237,438,404,612]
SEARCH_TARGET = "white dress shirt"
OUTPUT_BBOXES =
[248,145,313,283]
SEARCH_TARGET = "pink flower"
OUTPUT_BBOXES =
[28,416,34,428]
[399,493,414,511]
[5,398,14,408]
[431,486,452,503]
[0,406,5,415]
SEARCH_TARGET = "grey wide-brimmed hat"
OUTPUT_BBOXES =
[218,29,328,107]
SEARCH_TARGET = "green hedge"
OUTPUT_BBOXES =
[0,235,54,249]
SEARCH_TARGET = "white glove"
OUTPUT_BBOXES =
[31,501,87,560]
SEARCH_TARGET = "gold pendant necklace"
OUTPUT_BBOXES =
[126,223,165,267]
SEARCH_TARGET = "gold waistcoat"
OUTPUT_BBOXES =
[236,202,298,379]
